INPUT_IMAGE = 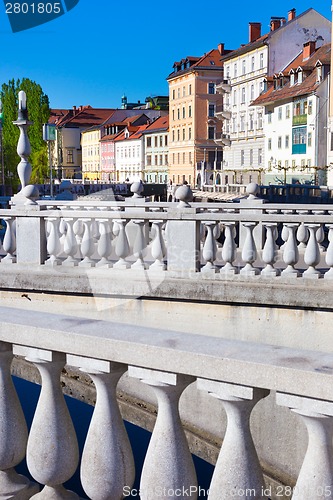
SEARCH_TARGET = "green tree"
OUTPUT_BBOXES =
[0,78,50,187]
[30,147,49,184]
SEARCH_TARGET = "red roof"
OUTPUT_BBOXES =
[143,115,169,131]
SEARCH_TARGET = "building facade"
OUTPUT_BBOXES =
[142,116,169,183]
[167,45,230,187]
[253,42,330,185]
[216,8,331,184]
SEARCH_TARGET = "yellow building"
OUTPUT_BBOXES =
[81,127,103,181]
[167,45,228,187]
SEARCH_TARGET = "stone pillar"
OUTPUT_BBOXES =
[129,367,197,500]
[16,212,47,265]
[67,355,135,500]
[14,347,79,499]
[276,393,333,500]
[0,342,39,498]
[166,208,200,274]
[197,379,269,500]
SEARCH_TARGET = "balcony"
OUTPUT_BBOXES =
[215,104,231,121]
[1,190,333,498]
[215,79,231,94]
[292,114,307,126]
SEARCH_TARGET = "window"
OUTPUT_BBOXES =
[177,88,180,98]
[258,148,262,164]
[242,59,246,75]
[177,130,180,141]
[260,53,264,69]
[182,128,185,140]
[165,136,168,146]
[249,113,254,130]
[172,130,175,141]
[258,113,263,129]
[308,100,313,115]
[278,136,282,149]
[292,126,307,154]
[234,63,237,77]
[189,152,192,163]
[268,111,272,124]
[285,135,289,148]
[147,155,151,166]
[154,137,158,147]
[66,150,74,164]
[251,56,255,71]
[172,90,175,100]
[297,71,303,84]
[182,107,186,119]
[250,149,253,165]
[177,108,180,119]
[241,150,245,166]
[308,132,312,147]
[188,105,192,118]
[189,84,192,95]
[208,83,215,94]
[241,87,246,103]
[240,115,245,132]
[290,73,295,85]
[278,107,282,120]
[286,105,290,119]
[208,126,215,140]
[183,152,185,164]
[188,127,192,140]
[250,85,254,101]
[233,90,237,105]
[268,138,272,150]
[160,154,163,165]
[208,103,215,117]
[183,86,186,97]
[155,155,158,165]
[147,137,151,148]
[159,136,163,147]
[172,109,175,120]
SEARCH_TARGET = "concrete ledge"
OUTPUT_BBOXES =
[0,265,333,310]
[2,306,333,402]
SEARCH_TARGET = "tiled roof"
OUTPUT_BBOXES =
[63,108,116,128]
[167,49,223,79]
[252,43,331,106]
[143,115,169,132]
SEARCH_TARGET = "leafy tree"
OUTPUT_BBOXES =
[0,78,50,187]
[30,147,49,184]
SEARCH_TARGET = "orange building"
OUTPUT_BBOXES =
[167,44,231,187]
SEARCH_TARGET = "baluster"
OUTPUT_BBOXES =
[303,224,321,278]
[132,220,147,269]
[96,219,113,267]
[67,356,135,500]
[113,219,130,269]
[1,217,16,264]
[220,222,237,275]
[202,221,218,273]
[197,379,268,500]
[45,217,61,266]
[14,347,80,499]
[79,218,96,267]
[281,223,300,277]
[313,211,326,252]
[150,220,166,270]
[324,224,333,279]
[128,367,197,500]
[0,342,39,498]
[276,393,333,500]
[240,222,259,275]
[297,223,308,250]
[261,223,279,276]
[61,218,79,266]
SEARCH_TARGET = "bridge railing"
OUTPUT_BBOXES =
[1,192,333,279]
[1,306,333,499]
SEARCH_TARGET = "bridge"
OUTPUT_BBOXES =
[1,181,333,499]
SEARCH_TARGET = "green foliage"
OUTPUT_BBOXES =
[0,78,50,186]
[30,146,49,184]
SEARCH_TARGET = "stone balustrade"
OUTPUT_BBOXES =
[1,197,333,279]
[1,306,333,499]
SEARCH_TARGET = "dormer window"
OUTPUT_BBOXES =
[317,65,323,82]
[297,70,303,84]
[290,72,295,86]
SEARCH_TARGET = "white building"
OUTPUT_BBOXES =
[142,116,169,183]
[253,42,330,185]
[216,8,331,184]
[114,125,148,182]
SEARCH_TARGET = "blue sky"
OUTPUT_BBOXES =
[0,0,331,109]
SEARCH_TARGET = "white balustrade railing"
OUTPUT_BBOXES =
[2,199,333,279]
[1,307,333,499]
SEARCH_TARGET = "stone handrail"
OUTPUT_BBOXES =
[1,198,333,279]
[0,306,333,499]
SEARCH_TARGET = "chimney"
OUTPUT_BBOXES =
[73,105,77,115]
[288,8,296,21]
[303,41,316,60]
[249,22,261,43]
[218,42,225,55]
[270,18,281,31]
